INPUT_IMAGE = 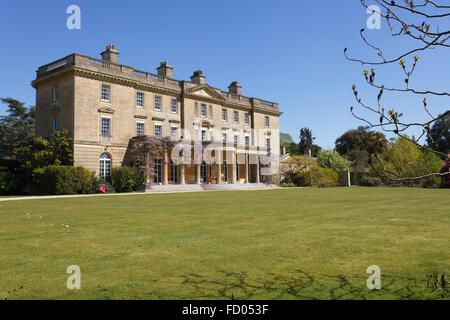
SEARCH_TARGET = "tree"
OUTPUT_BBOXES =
[130,136,176,186]
[0,98,35,159]
[298,127,321,156]
[280,132,294,153]
[426,110,450,157]
[298,127,314,155]
[14,129,73,183]
[373,137,443,186]
[317,150,351,173]
[281,155,318,186]
[345,1,450,182]
[335,126,387,156]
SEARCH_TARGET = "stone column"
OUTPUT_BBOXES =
[245,153,249,184]
[180,164,186,185]
[231,152,237,184]
[256,154,260,184]
[217,151,222,184]
[163,151,169,185]
[195,164,201,184]
[146,151,151,186]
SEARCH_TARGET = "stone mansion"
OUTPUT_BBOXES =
[32,45,282,186]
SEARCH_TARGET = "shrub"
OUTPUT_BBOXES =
[280,182,295,188]
[40,166,99,195]
[359,173,383,187]
[317,150,351,173]
[111,166,145,193]
[0,168,19,194]
[261,173,281,185]
[13,129,73,186]
[310,167,339,187]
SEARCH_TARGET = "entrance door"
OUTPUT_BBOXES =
[201,161,208,183]
[223,161,228,183]
[170,161,178,184]
[154,158,162,184]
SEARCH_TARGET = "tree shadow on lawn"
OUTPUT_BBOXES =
[166,269,443,300]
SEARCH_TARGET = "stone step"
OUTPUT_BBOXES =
[146,183,279,193]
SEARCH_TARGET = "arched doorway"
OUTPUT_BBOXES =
[99,153,112,181]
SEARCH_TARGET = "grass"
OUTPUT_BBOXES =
[0,187,448,300]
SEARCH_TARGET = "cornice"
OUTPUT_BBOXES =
[73,68,181,97]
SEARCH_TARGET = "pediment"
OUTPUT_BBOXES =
[50,106,60,116]
[185,84,225,101]
[98,106,115,114]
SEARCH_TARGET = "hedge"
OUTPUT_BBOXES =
[310,167,339,187]
[40,166,99,195]
[111,166,145,193]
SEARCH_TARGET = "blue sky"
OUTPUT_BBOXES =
[0,0,448,149]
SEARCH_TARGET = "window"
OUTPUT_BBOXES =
[222,132,227,142]
[234,134,239,145]
[52,117,59,132]
[200,104,207,117]
[245,136,250,146]
[154,96,162,111]
[101,117,111,136]
[244,113,249,125]
[154,124,162,136]
[265,116,270,128]
[209,105,213,119]
[101,85,111,101]
[52,85,58,103]
[266,137,271,149]
[136,92,144,108]
[201,129,207,141]
[99,153,112,180]
[236,163,240,182]
[136,122,145,137]
[171,126,178,139]
[233,111,239,123]
[194,103,199,116]
[171,99,177,113]
[222,108,227,121]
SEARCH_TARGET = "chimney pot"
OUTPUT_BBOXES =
[228,81,242,96]
[190,70,206,85]
[157,61,173,78]
[101,44,119,64]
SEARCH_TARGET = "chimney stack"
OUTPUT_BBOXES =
[190,70,205,85]
[101,44,119,64]
[157,61,173,78]
[228,81,242,96]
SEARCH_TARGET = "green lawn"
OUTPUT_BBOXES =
[0,187,448,300]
